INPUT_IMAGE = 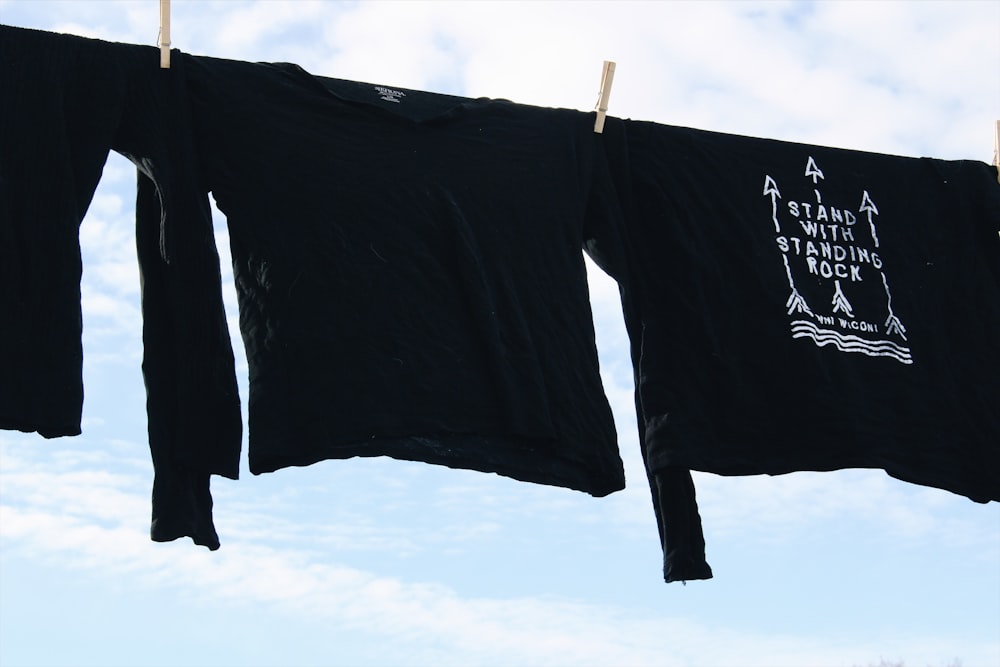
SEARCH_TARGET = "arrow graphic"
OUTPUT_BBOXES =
[885,314,907,338]
[831,280,854,317]
[786,290,812,316]
[805,156,824,184]
[860,190,880,247]
[781,255,812,315]
[881,272,908,340]
[763,175,781,232]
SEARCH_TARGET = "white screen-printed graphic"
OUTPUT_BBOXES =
[763,157,913,364]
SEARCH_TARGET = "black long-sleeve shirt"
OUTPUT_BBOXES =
[0,25,242,549]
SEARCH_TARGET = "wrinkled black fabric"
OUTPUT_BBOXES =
[11,28,993,589]
[184,56,626,497]
[592,119,1000,580]
[587,118,713,582]
[0,25,242,549]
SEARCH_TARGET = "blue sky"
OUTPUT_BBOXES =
[1,2,998,666]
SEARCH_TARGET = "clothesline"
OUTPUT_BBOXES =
[156,0,617,133]
[154,0,997,176]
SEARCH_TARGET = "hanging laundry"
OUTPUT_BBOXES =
[590,119,1000,581]
[0,25,242,550]
[183,55,626,497]
[11,26,993,587]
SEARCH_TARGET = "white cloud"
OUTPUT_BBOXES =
[5,434,996,666]
[18,0,994,159]
[79,196,137,287]
[6,496,981,667]
[188,0,332,61]
[694,468,1000,557]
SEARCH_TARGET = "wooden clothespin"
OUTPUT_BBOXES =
[994,120,999,185]
[594,60,616,134]
[158,0,171,69]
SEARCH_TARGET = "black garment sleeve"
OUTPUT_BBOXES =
[584,117,713,583]
[116,47,243,549]
[0,25,242,549]
[0,24,127,436]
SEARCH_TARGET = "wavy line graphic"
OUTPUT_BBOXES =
[790,320,913,365]
[791,323,910,356]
